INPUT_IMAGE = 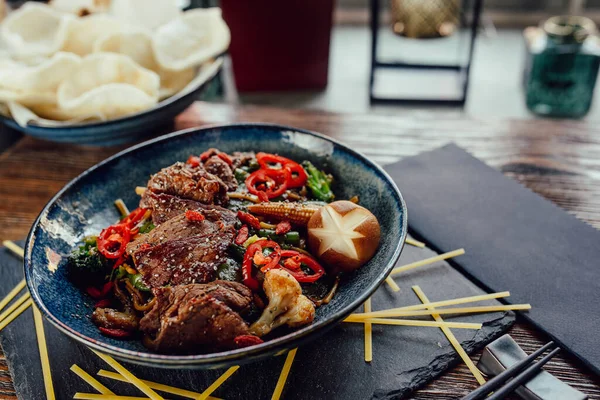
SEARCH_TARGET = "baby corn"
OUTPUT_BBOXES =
[247,202,321,225]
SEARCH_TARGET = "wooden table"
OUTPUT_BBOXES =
[0,102,599,399]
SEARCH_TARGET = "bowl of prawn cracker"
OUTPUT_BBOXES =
[0,3,227,145]
[25,123,407,368]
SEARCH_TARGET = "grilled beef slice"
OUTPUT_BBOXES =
[140,281,252,353]
[204,155,237,191]
[133,233,233,288]
[127,206,236,254]
[126,208,236,288]
[145,162,228,206]
[140,192,236,226]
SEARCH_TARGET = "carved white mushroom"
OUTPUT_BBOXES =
[307,200,380,273]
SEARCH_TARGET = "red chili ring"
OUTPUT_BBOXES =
[245,168,289,199]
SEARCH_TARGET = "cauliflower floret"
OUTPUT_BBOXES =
[249,269,316,337]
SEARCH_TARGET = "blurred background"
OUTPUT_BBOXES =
[1,0,599,149]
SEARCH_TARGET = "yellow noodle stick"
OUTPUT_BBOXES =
[346,304,531,321]
[272,349,298,400]
[0,298,32,332]
[344,318,482,329]
[98,370,222,400]
[391,248,465,276]
[197,366,239,400]
[0,279,26,313]
[412,286,486,385]
[2,240,24,259]
[33,306,55,400]
[74,394,149,400]
[385,276,400,292]
[0,292,30,322]
[405,238,425,248]
[364,298,373,362]
[71,365,114,395]
[91,349,164,400]
[379,291,511,313]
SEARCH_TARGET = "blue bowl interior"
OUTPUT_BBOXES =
[25,124,406,367]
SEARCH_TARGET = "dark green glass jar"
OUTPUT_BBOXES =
[524,16,600,118]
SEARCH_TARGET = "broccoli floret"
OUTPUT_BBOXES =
[66,236,111,287]
[302,161,335,203]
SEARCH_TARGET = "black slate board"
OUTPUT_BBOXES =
[0,240,513,400]
[385,144,600,376]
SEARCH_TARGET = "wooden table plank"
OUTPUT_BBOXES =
[0,102,599,399]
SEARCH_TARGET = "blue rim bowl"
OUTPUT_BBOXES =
[0,58,223,146]
[24,123,407,368]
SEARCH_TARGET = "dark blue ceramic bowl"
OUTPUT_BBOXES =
[0,59,223,146]
[24,123,407,368]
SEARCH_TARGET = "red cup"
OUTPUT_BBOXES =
[221,0,334,92]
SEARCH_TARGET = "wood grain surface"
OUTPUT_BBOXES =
[0,102,599,399]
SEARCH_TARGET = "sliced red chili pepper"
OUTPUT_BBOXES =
[122,208,148,228]
[235,225,249,245]
[185,210,205,222]
[98,223,130,259]
[285,162,308,188]
[256,191,269,203]
[86,282,113,299]
[86,286,102,299]
[234,334,264,348]
[112,253,127,269]
[100,281,113,297]
[242,240,282,290]
[256,152,307,188]
[275,221,292,235]
[245,168,289,199]
[217,152,233,166]
[95,299,112,308]
[237,211,261,230]
[256,152,288,169]
[186,155,201,167]
[280,250,325,283]
[242,265,259,292]
[98,327,133,339]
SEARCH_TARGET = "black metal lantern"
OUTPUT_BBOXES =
[369,0,484,106]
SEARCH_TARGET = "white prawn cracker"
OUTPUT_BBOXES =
[152,7,230,71]
[0,52,80,93]
[62,14,129,56]
[94,30,195,100]
[1,3,73,60]
[57,53,160,120]
[0,52,81,108]
[110,0,181,31]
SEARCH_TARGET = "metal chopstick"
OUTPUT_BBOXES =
[461,341,556,400]
[486,347,561,400]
